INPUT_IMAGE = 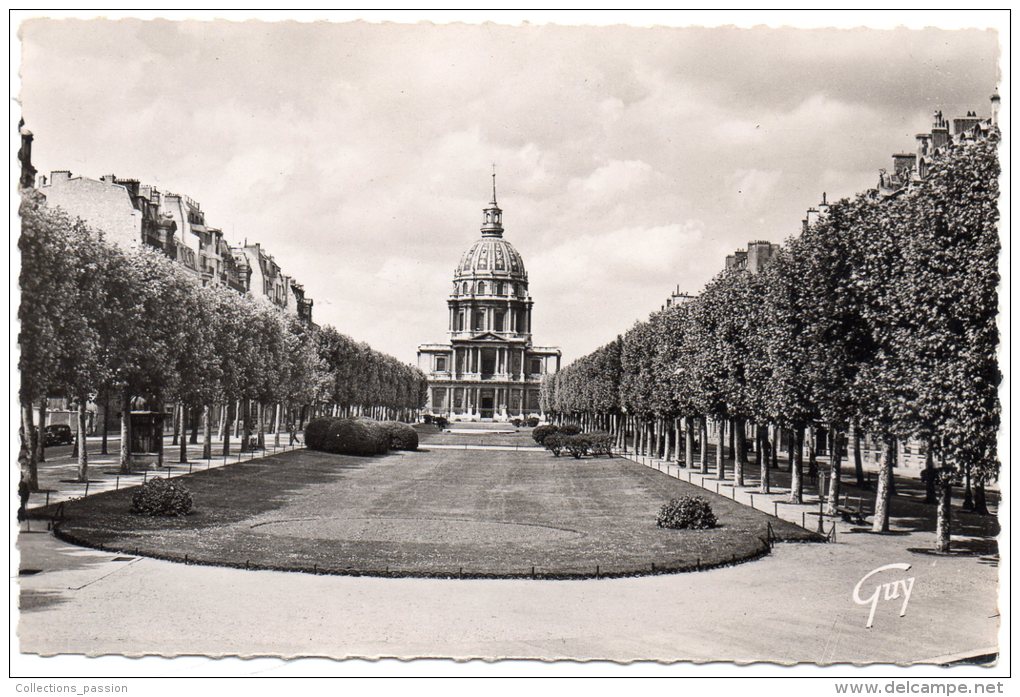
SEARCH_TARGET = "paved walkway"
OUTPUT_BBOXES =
[16,437,1000,664]
[16,523,998,664]
[620,443,999,541]
[22,434,305,512]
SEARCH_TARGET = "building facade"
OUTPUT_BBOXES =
[233,242,314,322]
[418,179,560,421]
[878,95,999,197]
[37,169,310,321]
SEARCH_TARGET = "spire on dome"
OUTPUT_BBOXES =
[481,166,503,237]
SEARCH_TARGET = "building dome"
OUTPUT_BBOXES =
[455,236,527,281]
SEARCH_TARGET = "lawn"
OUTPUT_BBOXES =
[52,446,819,578]
[416,425,540,448]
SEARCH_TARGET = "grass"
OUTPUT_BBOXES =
[417,425,540,448]
[52,446,819,578]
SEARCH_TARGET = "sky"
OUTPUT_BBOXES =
[16,15,1001,367]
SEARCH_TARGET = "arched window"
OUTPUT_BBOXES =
[463,282,469,295]
[478,281,487,295]
[497,281,505,296]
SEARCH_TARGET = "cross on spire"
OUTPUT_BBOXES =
[481,165,503,237]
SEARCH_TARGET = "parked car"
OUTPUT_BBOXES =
[44,424,74,446]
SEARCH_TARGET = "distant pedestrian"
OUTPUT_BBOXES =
[18,472,30,522]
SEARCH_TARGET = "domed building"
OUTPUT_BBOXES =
[417,177,561,421]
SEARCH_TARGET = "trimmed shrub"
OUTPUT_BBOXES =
[563,434,591,459]
[303,416,333,451]
[558,423,582,436]
[434,416,449,430]
[544,432,566,457]
[510,418,523,428]
[379,421,419,451]
[131,477,193,517]
[587,432,614,457]
[526,416,540,427]
[422,414,434,424]
[532,424,559,445]
[311,418,390,456]
[657,496,717,530]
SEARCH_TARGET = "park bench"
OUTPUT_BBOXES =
[835,499,868,525]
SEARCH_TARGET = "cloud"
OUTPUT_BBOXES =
[17,19,1001,365]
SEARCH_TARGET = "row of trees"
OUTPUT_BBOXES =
[18,191,428,490]
[541,135,1000,551]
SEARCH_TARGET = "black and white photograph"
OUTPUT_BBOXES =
[9,9,1009,685]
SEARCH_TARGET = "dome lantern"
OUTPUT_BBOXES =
[481,167,503,237]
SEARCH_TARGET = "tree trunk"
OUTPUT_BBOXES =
[171,402,180,446]
[189,405,199,444]
[699,417,709,473]
[770,423,778,474]
[734,417,746,486]
[119,389,131,474]
[76,397,89,482]
[759,423,770,494]
[156,400,165,467]
[20,398,39,491]
[872,435,894,533]
[36,396,47,463]
[807,424,818,494]
[825,425,843,515]
[684,417,694,467]
[923,444,936,504]
[222,400,233,456]
[853,422,865,487]
[100,393,109,455]
[974,479,990,515]
[789,424,804,504]
[242,401,253,452]
[727,418,735,460]
[257,402,266,450]
[716,418,726,480]
[178,402,189,464]
[962,463,974,511]
[202,404,212,459]
[935,478,952,553]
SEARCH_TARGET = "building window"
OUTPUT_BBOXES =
[497,281,505,295]
[433,388,447,410]
[530,358,543,375]
[474,311,485,331]
[494,309,505,331]
[478,281,486,295]
[435,356,447,372]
